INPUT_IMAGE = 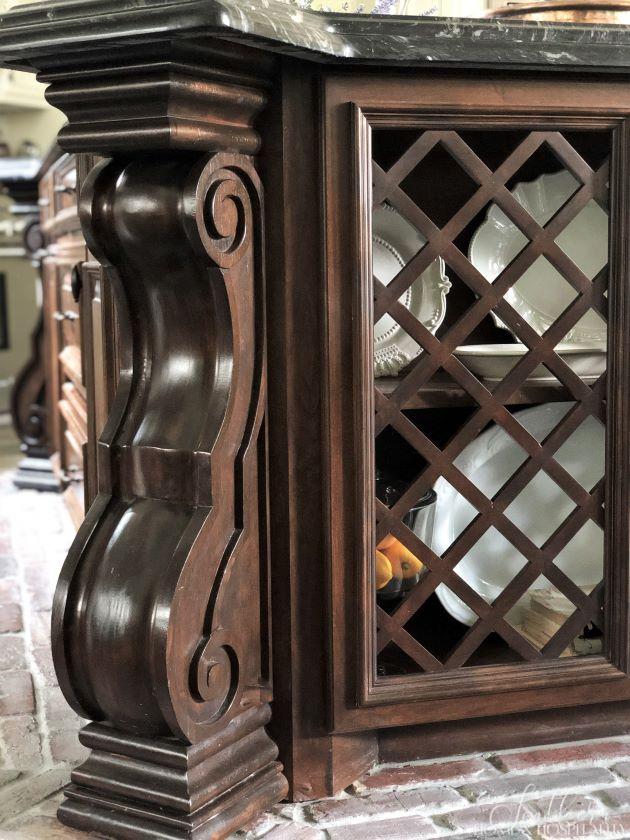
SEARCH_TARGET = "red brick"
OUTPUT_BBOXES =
[450,832,532,839]
[459,767,615,803]
[0,767,69,822]
[362,758,498,790]
[0,715,43,770]
[239,812,283,838]
[611,761,630,781]
[24,790,64,818]
[32,645,57,686]
[43,687,83,730]
[495,741,630,774]
[0,670,34,715]
[0,635,26,671]
[2,815,87,839]
[22,564,54,611]
[600,785,630,808]
[29,611,51,648]
[0,555,16,577]
[261,826,324,840]
[325,816,442,840]
[0,604,22,634]
[537,811,630,838]
[0,578,19,605]
[306,788,463,826]
[443,801,538,833]
[49,730,89,763]
[533,793,603,820]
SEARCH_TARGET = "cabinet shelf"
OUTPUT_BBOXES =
[377,373,590,409]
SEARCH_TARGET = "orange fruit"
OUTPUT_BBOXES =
[377,534,396,551]
[388,552,403,581]
[375,550,393,590]
[383,539,423,579]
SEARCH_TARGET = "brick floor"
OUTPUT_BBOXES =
[0,463,87,836]
[5,463,630,838]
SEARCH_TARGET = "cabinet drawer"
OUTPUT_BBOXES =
[60,283,79,320]
[61,425,83,471]
[59,345,85,393]
[52,155,78,217]
[61,381,87,439]
[60,314,80,351]
[59,383,87,474]
[38,170,54,229]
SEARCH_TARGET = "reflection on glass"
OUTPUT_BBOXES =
[372,128,609,676]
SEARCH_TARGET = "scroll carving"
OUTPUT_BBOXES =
[51,151,271,746]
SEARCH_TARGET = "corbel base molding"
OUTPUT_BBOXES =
[13,455,62,493]
[58,706,288,840]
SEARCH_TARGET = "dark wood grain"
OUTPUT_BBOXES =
[262,61,377,801]
[380,699,630,763]
[51,147,287,836]
[324,72,630,734]
[8,5,630,832]
[38,151,89,523]
[19,39,290,840]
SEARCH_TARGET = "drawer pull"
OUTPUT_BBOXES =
[64,466,83,484]
[71,262,83,303]
[53,310,79,322]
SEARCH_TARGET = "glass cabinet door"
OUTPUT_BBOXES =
[324,74,630,729]
[372,128,609,674]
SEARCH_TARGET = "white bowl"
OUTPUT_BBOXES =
[454,342,606,383]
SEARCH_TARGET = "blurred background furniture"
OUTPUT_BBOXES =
[0,152,55,491]
[37,151,118,526]
[487,0,630,21]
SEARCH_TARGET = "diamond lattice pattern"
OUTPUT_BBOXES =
[373,130,609,672]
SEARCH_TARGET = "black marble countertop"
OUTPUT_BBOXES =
[2,0,630,71]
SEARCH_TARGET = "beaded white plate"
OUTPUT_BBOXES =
[469,170,608,347]
[432,402,605,627]
[373,204,450,378]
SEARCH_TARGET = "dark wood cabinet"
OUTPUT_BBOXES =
[4,3,630,838]
[324,73,630,733]
[38,151,117,525]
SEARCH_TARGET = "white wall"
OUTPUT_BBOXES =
[0,0,65,412]
[0,0,34,12]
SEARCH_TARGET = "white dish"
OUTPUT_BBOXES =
[373,204,450,377]
[469,170,608,347]
[432,402,605,627]
[454,342,606,383]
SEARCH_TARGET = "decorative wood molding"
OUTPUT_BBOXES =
[34,45,287,839]
[50,144,284,836]
[36,43,274,155]
[60,707,287,839]
[50,146,286,836]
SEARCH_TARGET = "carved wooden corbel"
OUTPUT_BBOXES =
[51,146,286,840]
[36,47,288,839]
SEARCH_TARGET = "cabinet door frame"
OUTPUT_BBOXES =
[323,71,630,733]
